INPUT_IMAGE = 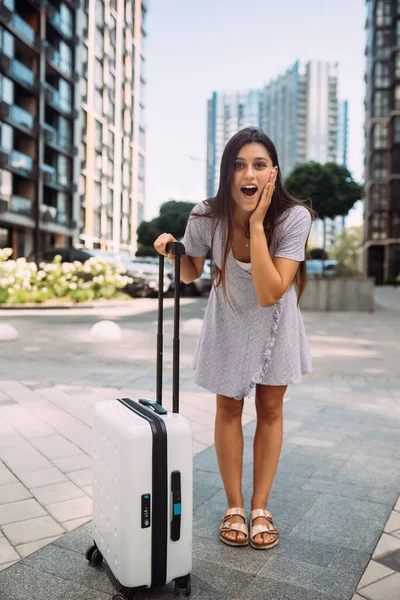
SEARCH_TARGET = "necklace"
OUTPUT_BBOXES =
[234,219,250,247]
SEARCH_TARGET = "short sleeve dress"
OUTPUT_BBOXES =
[181,200,312,400]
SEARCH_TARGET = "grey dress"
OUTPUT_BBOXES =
[182,201,312,400]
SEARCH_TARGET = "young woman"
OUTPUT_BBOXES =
[154,127,314,550]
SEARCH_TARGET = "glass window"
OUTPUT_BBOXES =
[95,28,103,57]
[375,61,391,88]
[123,163,130,187]
[138,154,145,180]
[60,3,73,38]
[1,28,14,58]
[107,187,113,206]
[107,217,113,237]
[139,127,145,150]
[375,29,392,58]
[376,0,392,27]
[0,168,12,199]
[59,79,72,112]
[96,0,104,26]
[94,181,101,207]
[0,122,13,150]
[373,123,388,149]
[0,75,13,103]
[395,85,400,110]
[373,91,389,117]
[81,142,86,169]
[123,136,130,159]
[95,151,102,178]
[397,20,400,46]
[58,116,71,148]
[123,109,131,134]
[79,174,86,195]
[396,52,400,79]
[59,41,72,77]
[109,130,114,152]
[95,120,102,147]
[82,45,88,71]
[394,117,400,143]
[370,184,386,210]
[57,192,67,213]
[94,211,101,237]
[371,151,388,179]
[81,77,87,101]
[371,213,387,240]
[125,1,132,24]
[94,89,102,114]
[108,156,113,177]
[95,58,102,84]
[57,154,69,186]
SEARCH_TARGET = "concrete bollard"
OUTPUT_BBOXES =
[0,323,19,342]
[90,320,122,341]
[182,318,203,337]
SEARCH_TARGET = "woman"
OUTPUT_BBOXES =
[154,127,314,550]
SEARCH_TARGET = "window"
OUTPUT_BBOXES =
[138,154,145,180]
[81,109,87,138]
[394,117,400,143]
[79,206,85,234]
[95,28,103,57]
[371,213,387,240]
[0,168,12,199]
[107,187,113,207]
[109,130,114,152]
[0,75,13,103]
[375,29,392,58]
[376,0,392,27]
[96,0,104,26]
[1,28,14,57]
[59,79,72,113]
[108,156,113,177]
[371,152,388,179]
[82,45,88,72]
[397,20,400,46]
[396,53,400,79]
[373,91,389,117]
[57,155,69,186]
[390,181,400,210]
[95,151,102,178]
[370,184,386,211]
[59,41,72,77]
[81,77,87,102]
[107,217,113,238]
[60,3,73,39]
[139,127,145,150]
[57,192,67,214]
[94,89,102,114]
[375,61,391,88]
[0,122,13,150]
[395,85,400,110]
[79,174,86,196]
[373,123,388,149]
[123,136,130,159]
[58,116,71,148]
[123,163,130,187]
[124,109,131,134]
[94,212,101,237]
[81,142,86,169]
[125,1,132,25]
[94,181,101,208]
[95,59,102,84]
[95,120,102,147]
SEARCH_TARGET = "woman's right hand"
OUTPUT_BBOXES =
[153,233,178,259]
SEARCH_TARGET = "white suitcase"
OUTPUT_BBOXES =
[86,243,193,599]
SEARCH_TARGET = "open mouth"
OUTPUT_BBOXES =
[241,185,258,198]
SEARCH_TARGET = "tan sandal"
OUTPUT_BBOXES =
[219,507,249,547]
[249,509,279,550]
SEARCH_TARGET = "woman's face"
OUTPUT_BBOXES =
[231,142,275,214]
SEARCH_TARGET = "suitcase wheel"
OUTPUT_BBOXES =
[174,575,191,596]
[85,544,103,567]
[112,595,129,600]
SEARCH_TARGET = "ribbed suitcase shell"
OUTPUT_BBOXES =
[92,398,193,589]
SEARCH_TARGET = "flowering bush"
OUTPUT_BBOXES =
[0,248,133,304]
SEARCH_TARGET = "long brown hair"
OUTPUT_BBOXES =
[196,127,315,301]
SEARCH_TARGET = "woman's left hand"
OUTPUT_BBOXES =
[249,167,278,226]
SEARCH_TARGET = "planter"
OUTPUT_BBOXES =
[300,277,375,312]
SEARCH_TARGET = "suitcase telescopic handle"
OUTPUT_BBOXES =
[156,241,186,414]
[138,398,168,415]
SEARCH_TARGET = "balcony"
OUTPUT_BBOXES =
[9,194,33,216]
[45,42,72,78]
[47,3,72,40]
[41,164,69,188]
[40,203,70,227]
[0,53,36,90]
[0,101,36,133]
[0,149,34,176]
[43,82,72,116]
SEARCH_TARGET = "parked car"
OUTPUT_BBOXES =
[127,258,174,296]
[29,247,148,298]
[306,259,339,277]
[181,259,212,297]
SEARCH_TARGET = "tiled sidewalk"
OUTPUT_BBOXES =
[0,377,399,599]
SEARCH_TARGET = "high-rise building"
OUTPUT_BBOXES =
[78,0,147,254]
[362,0,400,284]
[0,0,81,259]
[207,60,347,202]
[206,90,261,198]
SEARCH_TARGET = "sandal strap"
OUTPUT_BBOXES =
[250,523,278,538]
[250,509,273,522]
[223,507,246,521]
[220,522,249,537]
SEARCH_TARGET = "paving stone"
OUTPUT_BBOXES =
[358,560,395,589]
[0,562,89,600]
[16,535,62,558]
[375,547,400,573]
[0,537,19,564]
[275,445,334,478]
[31,481,86,505]
[257,553,360,597]
[384,511,400,534]
[0,560,18,573]
[0,469,18,486]
[192,446,219,474]
[16,467,68,489]
[66,468,93,487]
[330,547,371,576]
[22,543,117,594]
[358,572,400,600]
[29,434,81,460]
[0,445,52,472]
[372,533,400,558]
[287,436,336,448]
[3,515,64,546]
[0,483,32,505]
[193,481,221,510]
[368,488,400,506]
[52,521,92,554]
[46,496,92,523]
[61,516,91,532]
[192,535,269,574]
[302,478,371,501]
[0,499,46,526]
[336,455,400,489]
[272,534,339,567]
[290,495,390,552]
[240,578,343,600]
[190,557,254,598]
[52,454,93,473]
[395,497,400,512]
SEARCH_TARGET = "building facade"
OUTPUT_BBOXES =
[362,0,400,284]
[79,0,147,254]
[0,0,81,259]
[207,60,347,204]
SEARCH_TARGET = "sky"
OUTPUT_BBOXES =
[145,0,366,224]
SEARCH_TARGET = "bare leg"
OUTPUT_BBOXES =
[251,384,287,545]
[215,394,245,542]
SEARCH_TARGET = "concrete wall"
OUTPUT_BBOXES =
[300,277,375,312]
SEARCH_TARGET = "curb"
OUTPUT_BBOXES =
[0,299,139,310]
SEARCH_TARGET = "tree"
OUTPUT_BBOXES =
[330,226,362,270]
[285,162,363,251]
[309,247,328,260]
[136,200,196,256]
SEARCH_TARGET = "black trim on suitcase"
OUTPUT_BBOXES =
[118,398,168,587]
